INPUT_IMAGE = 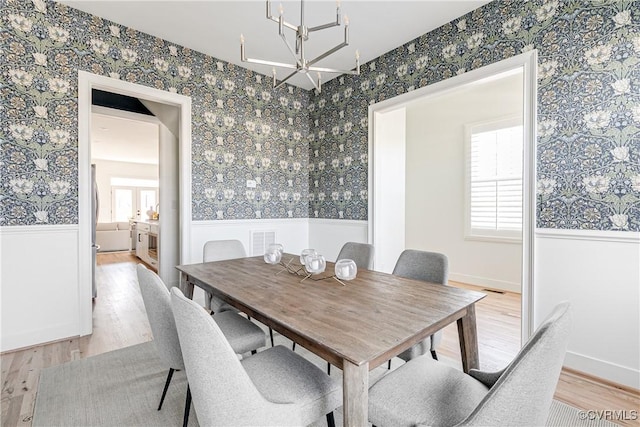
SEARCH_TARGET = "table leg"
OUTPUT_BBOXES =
[457,304,480,373]
[180,273,194,299]
[342,361,369,427]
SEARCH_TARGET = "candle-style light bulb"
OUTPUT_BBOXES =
[278,3,283,15]
[240,33,245,44]
[343,14,349,26]
[272,68,277,85]
[355,50,360,60]
[336,0,341,7]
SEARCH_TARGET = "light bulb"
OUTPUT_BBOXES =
[240,33,244,44]
[278,3,283,15]
[344,14,349,26]
[355,50,360,60]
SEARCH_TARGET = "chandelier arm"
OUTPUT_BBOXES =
[308,65,360,75]
[279,33,304,68]
[274,69,303,90]
[304,71,321,93]
[306,41,348,68]
[242,57,299,70]
[266,0,297,30]
[280,20,298,32]
[308,21,341,32]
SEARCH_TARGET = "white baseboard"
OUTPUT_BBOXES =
[449,272,521,293]
[564,351,640,390]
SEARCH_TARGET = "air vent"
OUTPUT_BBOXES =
[250,230,276,256]
[482,288,506,294]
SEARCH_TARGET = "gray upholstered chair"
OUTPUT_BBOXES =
[202,239,246,313]
[337,241,375,270]
[203,239,275,347]
[170,287,342,427]
[136,264,266,427]
[368,302,571,427]
[390,249,449,367]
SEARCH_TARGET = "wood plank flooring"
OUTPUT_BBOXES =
[1,253,638,426]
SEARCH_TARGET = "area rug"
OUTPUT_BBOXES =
[33,340,619,426]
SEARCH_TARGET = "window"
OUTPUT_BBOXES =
[110,178,158,221]
[465,117,523,242]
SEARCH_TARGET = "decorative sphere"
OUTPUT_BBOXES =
[304,253,326,274]
[335,259,357,280]
[264,245,282,264]
[300,248,317,266]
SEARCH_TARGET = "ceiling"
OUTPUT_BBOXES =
[91,113,159,165]
[61,0,489,90]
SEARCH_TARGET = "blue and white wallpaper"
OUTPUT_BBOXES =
[1,0,309,225]
[309,0,640,230]
[2,0,639,231]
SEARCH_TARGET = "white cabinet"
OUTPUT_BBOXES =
[134,221,158,269]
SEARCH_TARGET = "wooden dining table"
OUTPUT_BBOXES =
[176,254,485,427]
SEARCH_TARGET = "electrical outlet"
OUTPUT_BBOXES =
[246,180,257,188]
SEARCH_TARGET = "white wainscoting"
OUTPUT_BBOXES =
[0,225,80,352]
[308,219,369,264]
[535,228,640,389]
[188,219,310,306]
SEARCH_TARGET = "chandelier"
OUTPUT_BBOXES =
[240,0,360,93]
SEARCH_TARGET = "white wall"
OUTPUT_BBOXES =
[0,226,79,351]
[309,219,369,263]
[535,230,640,389]
[92,159,158,222]
[404,73,523,292]
[373,108,406,273]
[158,122,180,287]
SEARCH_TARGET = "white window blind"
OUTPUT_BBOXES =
[466,119,523,241]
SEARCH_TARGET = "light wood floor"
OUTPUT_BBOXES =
[1,253,638,426]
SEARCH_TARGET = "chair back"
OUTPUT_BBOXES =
[392,249,448,285]
[459,303,572,426]
[136,264,184,370]
[336,242,375,270]
[170,287,278,425]
[203,239,247,262]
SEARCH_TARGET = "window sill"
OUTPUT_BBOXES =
[464,234,522,244]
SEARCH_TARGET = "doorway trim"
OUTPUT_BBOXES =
[368,50,537,342]
[77,71,192,335]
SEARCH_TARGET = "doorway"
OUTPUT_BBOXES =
[78,71,192,336]
[369,51,536,344]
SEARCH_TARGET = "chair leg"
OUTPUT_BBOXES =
[158,368,175,410]
[269,328,274,347]
[431,349,438,360]
[183,385,192,427]
[292,342,296,351]
[387,359,391,370]
[326,412,335,427]
[327,362,331,375]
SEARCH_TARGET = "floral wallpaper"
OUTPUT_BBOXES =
[308,0,640,231]
[1,0,309,225]
[2,0,638,231]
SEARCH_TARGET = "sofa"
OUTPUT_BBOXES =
[96,222,131,252]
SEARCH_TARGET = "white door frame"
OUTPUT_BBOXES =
[368,51,537,341]
[77,71,192,336]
